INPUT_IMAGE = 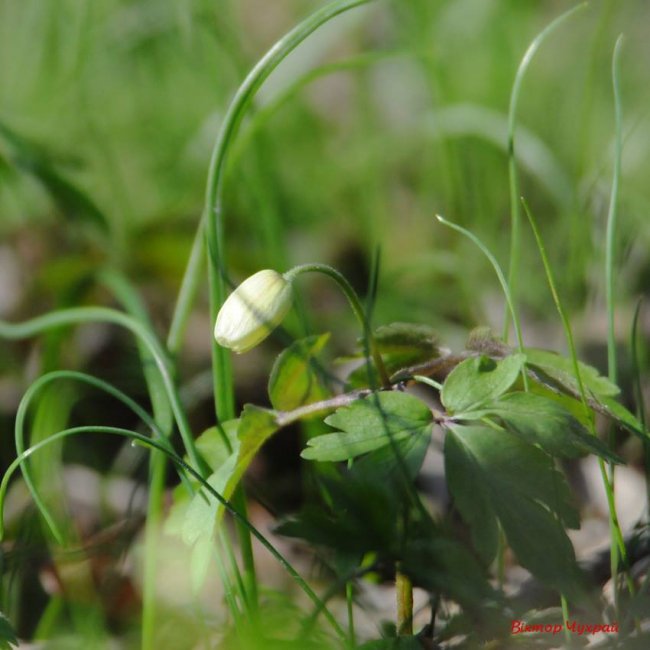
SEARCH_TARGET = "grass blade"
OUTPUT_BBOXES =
[436,214,526,377]
[0,427,347,642]
[605,35,625,387]
[504,2,588,338]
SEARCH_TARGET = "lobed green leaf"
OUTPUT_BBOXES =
[442,353,525,413]
[444,431,499,564]
[356,430,430,481]
[487,392,623,463]
[301,391,432,462]
[525,348,619,398]
[445,424,587,601]
[276,470,401,556]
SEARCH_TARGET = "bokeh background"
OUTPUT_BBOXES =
[1,0,650,644]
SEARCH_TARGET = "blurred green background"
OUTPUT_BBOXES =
[1,0,650,644]
[2,0,649,338]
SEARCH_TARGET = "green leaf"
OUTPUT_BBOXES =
[448,424,579,528]
[301,392,433,462]
[171,420,242,550]
[183,452,238,545]
[194,420,239,470]
[276,469,402,556]
[190,536,214,595]
[403,537,499,612]
[268,333,330,411]
[220,405,280,508]
[444,432,499,564]
[356,429,430,481]
[276,464,497,614]
[487,392,623,463]
[525,348,619,398]
[526,350,648,440]
[171,420,240,556]
[445,424,586,601]
[597,395,648,440]
[345,322,440,387]
[496,493,587,604]
[0,612,18,649]
[372,322,438,360]
[442,353,526,413]
[527,377,594,426]
[163,483,191,538]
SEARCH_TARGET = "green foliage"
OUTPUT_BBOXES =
[354,430,430,481]
[486,392,623,463]
[526,348,620,397]
[345,322,440,386]
[182,422,240,545]
[441,352,525,413]
[525,348,648,440]
[301,391,433,462]
[277,463,497,612]
[2,0,650,646]
[195,421,240,470]
[276,466,404,557]
[402,535,501,612]
[598,395,647,439]
[443,426,499,565]
[445,423,587,601]
[170,410,280,551]
[0,613,18,650]
[268,333,331,411]
[165,421,240,592]
[224,405,280,503]
[369,322,439,372]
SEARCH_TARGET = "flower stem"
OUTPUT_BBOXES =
[199,0,376,613]
[285,263,390,388]
[396,566,413,636]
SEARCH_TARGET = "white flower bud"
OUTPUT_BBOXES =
[214,269,293,353]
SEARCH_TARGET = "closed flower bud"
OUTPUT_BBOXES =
[214,269,293,353]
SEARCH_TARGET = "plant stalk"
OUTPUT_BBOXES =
[396,566,413,636]
[199,0,376,613]
[285,263,390,388]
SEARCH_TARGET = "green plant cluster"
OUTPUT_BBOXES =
[0,0,649,648]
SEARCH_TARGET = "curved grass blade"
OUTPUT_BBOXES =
[99,268,174,433]
[605,35,625,387]
[504,3,588,338]
[0,427,347,642]
[188,0,378,421]
[13,371,172,543]
[630,300,649,519]
[436,214,527,391]
[0,308,201,471]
